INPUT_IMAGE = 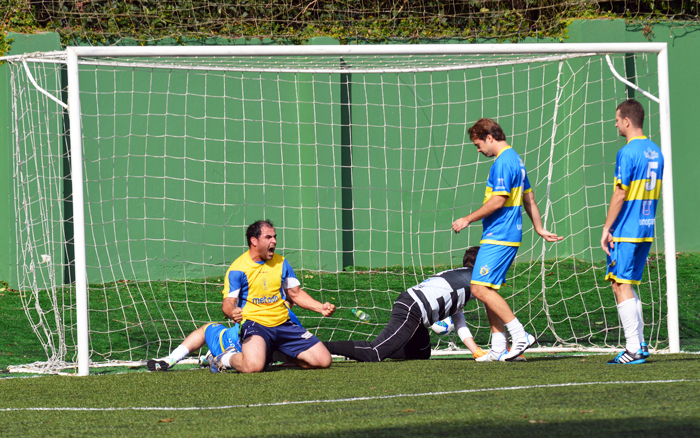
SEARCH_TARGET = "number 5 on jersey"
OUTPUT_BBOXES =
[645,161,658,191]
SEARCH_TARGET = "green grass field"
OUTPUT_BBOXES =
[1,355,699,437]
[2,253,698,371]
[1,253,699,437]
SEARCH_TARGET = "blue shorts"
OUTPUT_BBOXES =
[204,323,241,356]
[471,243,518,289]
[605,241,652,285]
[241,320,320,359]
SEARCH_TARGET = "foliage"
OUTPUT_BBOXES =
[0,1,696,51]
[0,0,39,54]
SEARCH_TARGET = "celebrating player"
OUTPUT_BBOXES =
[601,99,664,365]
[211,219,336,373]
[452,118,562,362]
[323,247,487,362]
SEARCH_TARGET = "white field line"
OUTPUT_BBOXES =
[0,379,695,412]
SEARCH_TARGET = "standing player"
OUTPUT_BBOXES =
[323,247,487,362]
[452,118,562,362]
[601,99,664,365]
[211,219,336,373]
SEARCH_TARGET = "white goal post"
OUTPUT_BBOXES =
[3,43,678,376]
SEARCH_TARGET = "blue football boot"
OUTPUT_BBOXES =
[607,349,646,365]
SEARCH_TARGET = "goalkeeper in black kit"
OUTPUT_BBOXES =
[324,247,487,362]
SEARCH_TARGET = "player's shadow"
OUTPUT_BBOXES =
[291,417,698,438]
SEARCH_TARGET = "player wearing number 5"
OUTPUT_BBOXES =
[602,99,664,365]
[452,118,562,362]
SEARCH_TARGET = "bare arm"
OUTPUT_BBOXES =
[222,296,242,323]
[601,185,627,256]
[522,191,563,242]
[452,195,507,233]
[286,286,336,317]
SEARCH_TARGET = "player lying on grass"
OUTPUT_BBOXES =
[147,322,241,372]
[323,247,517,362]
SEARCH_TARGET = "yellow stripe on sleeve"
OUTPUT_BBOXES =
[483,186,493,204]
[483,186,514,204]
[614,177,629,191]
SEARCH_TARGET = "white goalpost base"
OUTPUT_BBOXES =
[3,43,678,375]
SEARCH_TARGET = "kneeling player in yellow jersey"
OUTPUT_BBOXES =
[146,300,306,372]
[211,220,336,373]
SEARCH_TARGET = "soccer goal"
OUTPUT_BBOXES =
[3,43,678,375]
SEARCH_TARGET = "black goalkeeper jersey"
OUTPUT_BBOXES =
[406,267,474,326]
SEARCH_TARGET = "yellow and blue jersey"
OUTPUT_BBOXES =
[612,136,664,242]
[222,251,300,327]
[481,146,532,246]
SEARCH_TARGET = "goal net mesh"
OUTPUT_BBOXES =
[7,48,668,373]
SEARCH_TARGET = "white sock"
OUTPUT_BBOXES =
[491,331,507,354]
[220,352,238,368]
[618,298,641,352]
[505,318,526,341]
[166,345,190,365]
[632,287,646,345]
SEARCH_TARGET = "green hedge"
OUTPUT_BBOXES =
[0,1,697,50]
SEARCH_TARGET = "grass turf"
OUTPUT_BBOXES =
[3,253,697,371]
[1,251,699,436]
[0,354,699,437]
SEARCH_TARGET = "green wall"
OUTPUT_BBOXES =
[566,19,699,253]
[2,20,698,288]
[0,32,62,287]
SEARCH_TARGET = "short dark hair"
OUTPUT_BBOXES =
[246,219,274,246]
[462,246,480,268]
[468,118,506,142]
[616,99,645,129]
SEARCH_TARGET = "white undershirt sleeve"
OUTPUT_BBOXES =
[451,311,473,342]
[283,277,300,289]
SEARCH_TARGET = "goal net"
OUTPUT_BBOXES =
[4,44,677,374]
